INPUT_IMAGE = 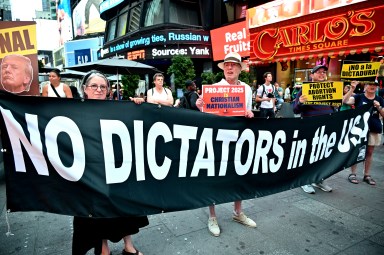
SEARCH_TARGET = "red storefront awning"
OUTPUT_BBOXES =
[271,46,383,63]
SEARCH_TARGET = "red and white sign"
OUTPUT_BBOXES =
[210,21,249,61]
[202,85,246,116]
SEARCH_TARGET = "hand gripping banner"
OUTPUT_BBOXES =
[0,92,370,217]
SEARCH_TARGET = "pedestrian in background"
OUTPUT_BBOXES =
[72,70,147,255]
[42,69,73,98]
[178,80,199,110]
[274,81,284,109]
[293,65,334,194]
[284,83,291,102]
[146,73,173,106]
[255,72,276,118]
[196,52,256,237]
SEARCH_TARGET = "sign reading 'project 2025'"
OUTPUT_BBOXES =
[100,29,211,58]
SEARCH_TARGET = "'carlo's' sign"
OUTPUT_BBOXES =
[250,4,384,61]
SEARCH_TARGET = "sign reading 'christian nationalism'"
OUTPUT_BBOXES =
[0,92,369,217]
[202,85,246,116]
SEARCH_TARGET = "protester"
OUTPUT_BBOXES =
[178,80,199,110]
[255,72,275,118]
[196,52,256,237]
[72,70,147,255]
[0,54,33,93]
[293,65,333,194]
[146,73,173,106]
[274,82,284,109]
[343,81,384,185]
[42,69,73,98]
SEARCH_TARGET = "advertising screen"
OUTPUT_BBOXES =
[73,0,106,37]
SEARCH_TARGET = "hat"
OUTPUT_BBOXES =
[311,65,328,74]
[218,52,247,71]
[185,80,195,87]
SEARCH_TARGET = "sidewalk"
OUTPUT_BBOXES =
[1,145,383,255]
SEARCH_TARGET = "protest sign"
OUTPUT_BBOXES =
[0,92,369,217]
[302,81,343,106]
[341,62,380,79]
[202,85,246,116]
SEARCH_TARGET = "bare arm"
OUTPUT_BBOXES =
[343,81,358,104]
[147,88,173,106]
[63,84,73,98]
[42,84,48,97]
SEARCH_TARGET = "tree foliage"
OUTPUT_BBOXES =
[201,72,215,85]
[201,71,250,85]
[167,55,195,90]
[121,74,140,99]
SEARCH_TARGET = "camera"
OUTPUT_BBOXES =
[267,93,275,98]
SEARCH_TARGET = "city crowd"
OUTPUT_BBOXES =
[1,52,384,255]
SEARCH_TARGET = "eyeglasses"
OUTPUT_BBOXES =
[87,84,108,91]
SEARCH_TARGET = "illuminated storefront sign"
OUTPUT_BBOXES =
[250,2,383,62]
[210,21,249,61]
[101,30,211,58]
[127,50,145,61]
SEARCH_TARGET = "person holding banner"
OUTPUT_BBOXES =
[72,70,147,255]
[42,69,73,98]
[196,52,256,237]
[343,81,384,185]
[0,54,33,93]
[293,65,334,194]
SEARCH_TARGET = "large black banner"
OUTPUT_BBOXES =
[0,93,369,217]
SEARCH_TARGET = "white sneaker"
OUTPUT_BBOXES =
[232,212,256,228]
[301,185,315,194]
[208,217,220,236]
[312,181,332,192]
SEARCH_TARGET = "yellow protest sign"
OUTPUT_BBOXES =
[0,24,37,59]
[340,62,380,78]
[302,81,343,106]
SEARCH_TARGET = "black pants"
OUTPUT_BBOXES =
[259,108,275,118]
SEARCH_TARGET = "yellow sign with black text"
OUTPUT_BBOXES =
[340,62,380,78]
[302,81,343,106]
[0,24,37,59]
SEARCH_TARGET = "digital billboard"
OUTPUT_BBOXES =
[73,0,106,37]
[57,0,73,45]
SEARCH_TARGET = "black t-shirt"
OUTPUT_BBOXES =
[353,93,384,133]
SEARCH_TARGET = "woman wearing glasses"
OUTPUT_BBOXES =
[72,71,147,255]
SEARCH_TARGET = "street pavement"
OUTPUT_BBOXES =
[1,141,384,255]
